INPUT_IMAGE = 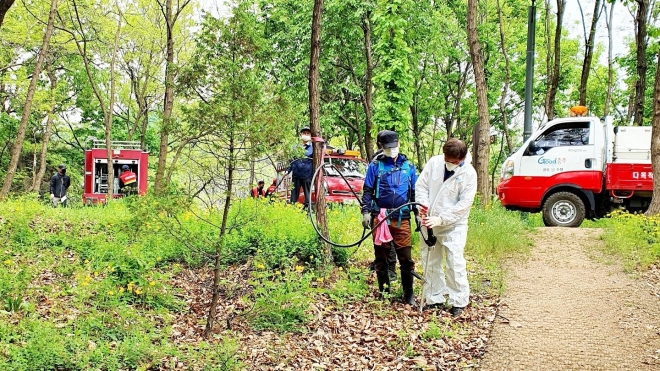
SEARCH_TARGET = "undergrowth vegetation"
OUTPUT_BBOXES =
[0,195,534,370]
[589,210,660,271]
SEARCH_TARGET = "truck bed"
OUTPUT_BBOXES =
[605,163,653,191]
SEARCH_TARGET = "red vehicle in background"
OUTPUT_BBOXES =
[274,148,367,204]
[82,140,148,204]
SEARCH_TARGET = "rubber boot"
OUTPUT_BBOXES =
[387,245,397,281]
[401,270,415,305]
[376,271,390,296]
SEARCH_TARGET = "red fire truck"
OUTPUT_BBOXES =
[274,148,367,204]
[82,140,149,204]
[497,112,652,227]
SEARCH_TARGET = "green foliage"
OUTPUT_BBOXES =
[466,201,535,294]
[248,266,314,332]
[372,0,413,131]
[421,317,456,340]
[594,211,660,271]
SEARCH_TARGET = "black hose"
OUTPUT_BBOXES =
[305,162,435,248]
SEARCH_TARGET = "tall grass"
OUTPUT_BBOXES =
[588,211,660,272]
[0,195,535,368]
[465,202,535,294]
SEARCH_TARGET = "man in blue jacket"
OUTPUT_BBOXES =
[289,127,313,206]
[361,130,421,305]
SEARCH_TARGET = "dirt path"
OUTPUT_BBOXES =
[479,227,660,371]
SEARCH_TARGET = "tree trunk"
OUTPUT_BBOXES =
[0,0,15,29]
[604,2,615,116]
[544,0,566,121]
[644,49,660,215]
[361,13,375,160]
[496,0,513,155]
[0,0,56,198]
[410,100,423,168]
[467,0,491,205]
[204,133,234,338]
[155,0,174,195]
[633,0,649,126]
[104,14,122,198]
[578,0,602,106]
[309,0,330,263]
[30,66,57,193]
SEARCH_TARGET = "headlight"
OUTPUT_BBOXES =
[501,159,514,180]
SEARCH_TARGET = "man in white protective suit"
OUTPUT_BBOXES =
[415,138,478,317]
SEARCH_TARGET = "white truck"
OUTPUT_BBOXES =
[497,113,653,227]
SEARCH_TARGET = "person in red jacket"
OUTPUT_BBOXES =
[250,180,266,198]
[119,165,138,195]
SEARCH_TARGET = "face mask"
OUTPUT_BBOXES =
[301,135,311,142]
[383,147,399,158]
[445,162,459,172]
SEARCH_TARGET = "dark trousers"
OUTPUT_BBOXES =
[373,219,414,274]
[374,245,414,275]
[290,176,311,205]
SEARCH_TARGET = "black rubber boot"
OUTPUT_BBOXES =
[401,270,415,305]
[387,245,397,281]
[376,271,390,295]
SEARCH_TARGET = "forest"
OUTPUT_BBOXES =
[1,0,660,370]
[0,0,658,204]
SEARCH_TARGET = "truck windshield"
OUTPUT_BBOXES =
[528,122,590,155]
[324,158,366,178]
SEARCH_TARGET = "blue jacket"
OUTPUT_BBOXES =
[361,154,417,220]
[289,143,313,179]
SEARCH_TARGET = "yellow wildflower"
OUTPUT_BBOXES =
[94,272,99,277]
[338,267,343,271]
[256,263,265,269]
[295,265,304,272]
[3,259,10,265]
[108,291,114,296]
[119,287,125,293]
[149,281,155,286]
[316,277,324,283]
[275,271,281,275]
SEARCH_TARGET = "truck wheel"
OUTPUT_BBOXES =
[542,192,586,227]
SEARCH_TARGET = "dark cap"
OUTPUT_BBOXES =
[121,165,130,170]
[258,180,265,184]
[376,130,387,144]
[58,164,66,169]
[377,130,399,149]
[300,126,311,133]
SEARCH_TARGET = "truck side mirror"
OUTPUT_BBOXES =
[527,141,539,154]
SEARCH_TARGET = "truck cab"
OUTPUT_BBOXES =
[497,113,652,227]
[83,140,149,204]
[274,148,367,204]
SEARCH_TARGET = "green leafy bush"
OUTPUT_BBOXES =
[595,210,660,271]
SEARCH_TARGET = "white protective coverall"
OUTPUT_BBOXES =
[416,154,478,308]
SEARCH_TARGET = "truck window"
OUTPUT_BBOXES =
[324,158,366,178]
[526,122,590,156]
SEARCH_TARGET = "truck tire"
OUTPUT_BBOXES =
[542,192,586,227]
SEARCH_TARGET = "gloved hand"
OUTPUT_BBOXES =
[361,213,372,229]
[415,215,423,232]
[50,194,54,199]
[422,216,443,229]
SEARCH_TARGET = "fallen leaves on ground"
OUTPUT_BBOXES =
[166,264,500,371]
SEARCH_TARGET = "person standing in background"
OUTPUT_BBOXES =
[50,164,70,207]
